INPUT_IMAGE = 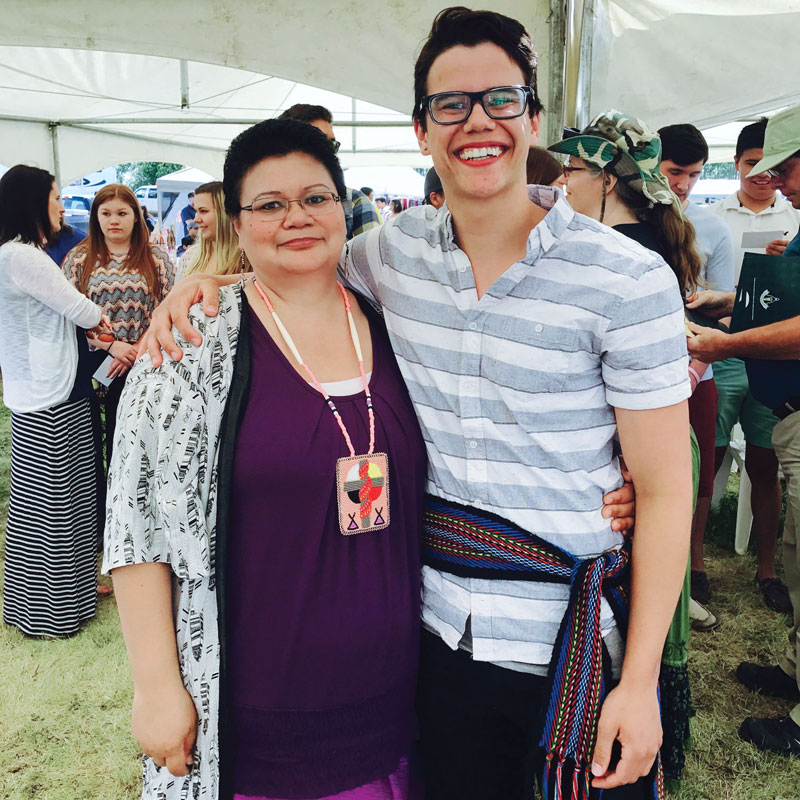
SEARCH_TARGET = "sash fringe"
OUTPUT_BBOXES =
[423,495,665,800]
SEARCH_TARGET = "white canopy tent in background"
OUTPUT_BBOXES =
[1,0,799,184]
[344,167,425,198]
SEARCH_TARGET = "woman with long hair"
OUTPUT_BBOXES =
[0,165,110,637]
[62,184,174,465]
[181,181,244,276]
[550,110,707,785]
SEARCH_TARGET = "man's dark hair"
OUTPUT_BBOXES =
[376,196,388,204]
[279,104,333,125]
[360,186,373,197]
[413,6,543,130]
[736,117,768,159]
[223,119,346,217]
[658,123,709,166]
[0,164,55,246]
[188,191,195,198]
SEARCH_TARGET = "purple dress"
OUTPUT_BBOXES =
[226,297,427,799]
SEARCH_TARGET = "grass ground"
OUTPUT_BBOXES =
[0,400,799,798]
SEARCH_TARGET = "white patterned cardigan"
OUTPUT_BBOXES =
[103,283,244,800]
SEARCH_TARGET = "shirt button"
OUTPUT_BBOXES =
[469,440,478,449]
[458,265,467,273]
[535,323,543,332]
[469,322,477,330]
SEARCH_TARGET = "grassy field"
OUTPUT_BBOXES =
[1,401,799,798]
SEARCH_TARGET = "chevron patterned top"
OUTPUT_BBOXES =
[62,245,175,343]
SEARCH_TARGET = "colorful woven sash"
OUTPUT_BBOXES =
[422,495,664,800]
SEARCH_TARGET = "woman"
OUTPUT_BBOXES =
[388,198,403,219]
[180,181,244,277]
[549,110,707,785]
[0,165,109,637]
[105,119,428,800]
[62,184,174,466]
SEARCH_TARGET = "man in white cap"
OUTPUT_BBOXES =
[687,103,800,758]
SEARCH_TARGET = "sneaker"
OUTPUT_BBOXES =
[689,597,720,632]
[690,570,710,605]
[755,574,793,614]
[739,714,800,757]
[736,662,800,701]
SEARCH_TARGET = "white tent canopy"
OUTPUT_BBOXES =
[344,167,425,198]
[1,0,799,180]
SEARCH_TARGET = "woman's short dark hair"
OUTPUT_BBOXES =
[658,123,709,166]
[736,117,768,159]
[223,119,347,218]
[391,199,403,214]
[0,164,55,246]
[413,6,543,130]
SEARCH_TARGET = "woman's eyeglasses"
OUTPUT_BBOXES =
[419,85,534,126]
[239,192,341,221]
[561,165,587,177]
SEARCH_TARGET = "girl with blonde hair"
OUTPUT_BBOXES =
[182,181,246,276]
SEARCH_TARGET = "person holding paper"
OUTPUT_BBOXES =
[709,119,800,276]
[687,102,800,758]
[0,165,111,636]
[62,184,174,467]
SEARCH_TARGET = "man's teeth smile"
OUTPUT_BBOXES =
[458,146,504,161]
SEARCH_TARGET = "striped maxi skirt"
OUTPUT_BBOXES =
[2,397,100,637]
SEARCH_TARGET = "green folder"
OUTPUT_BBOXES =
[730,253,800,333]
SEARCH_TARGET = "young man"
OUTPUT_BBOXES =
[660,123,790,614]
[375,195,390,222]
[180,191,196,238]
[146,9,691,798]
[710,118,800,277]
[687,102,800,757]
[277,104,381,240]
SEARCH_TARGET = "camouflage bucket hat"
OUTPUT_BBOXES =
[548,110,677,206]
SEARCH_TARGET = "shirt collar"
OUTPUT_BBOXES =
[723,190,780,214]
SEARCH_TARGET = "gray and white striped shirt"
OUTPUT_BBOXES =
[344,186,690,671]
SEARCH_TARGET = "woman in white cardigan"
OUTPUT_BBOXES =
[0,165,111,637]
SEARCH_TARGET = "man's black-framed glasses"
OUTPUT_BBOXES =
[239,192,341,221]
[330,139,341,154]
[420,85,534,126]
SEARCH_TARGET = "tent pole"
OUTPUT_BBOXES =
[49,122,61,187]
[180,60,190,110]
[577,0,595,127]
[546,0,567,148]
[351,97,357,153]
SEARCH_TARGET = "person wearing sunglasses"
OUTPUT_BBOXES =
[138,8,685,800]
[277,104,381,241]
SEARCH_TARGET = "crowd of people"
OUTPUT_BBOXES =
[2,5,800,800]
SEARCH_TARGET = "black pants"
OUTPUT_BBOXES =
[417,630,652,800]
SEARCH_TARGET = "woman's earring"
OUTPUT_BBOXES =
[240,250,246,273]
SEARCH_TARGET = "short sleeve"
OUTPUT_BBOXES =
[704,223,735,292]
[339,225,386,305]
[601,257,691,410]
